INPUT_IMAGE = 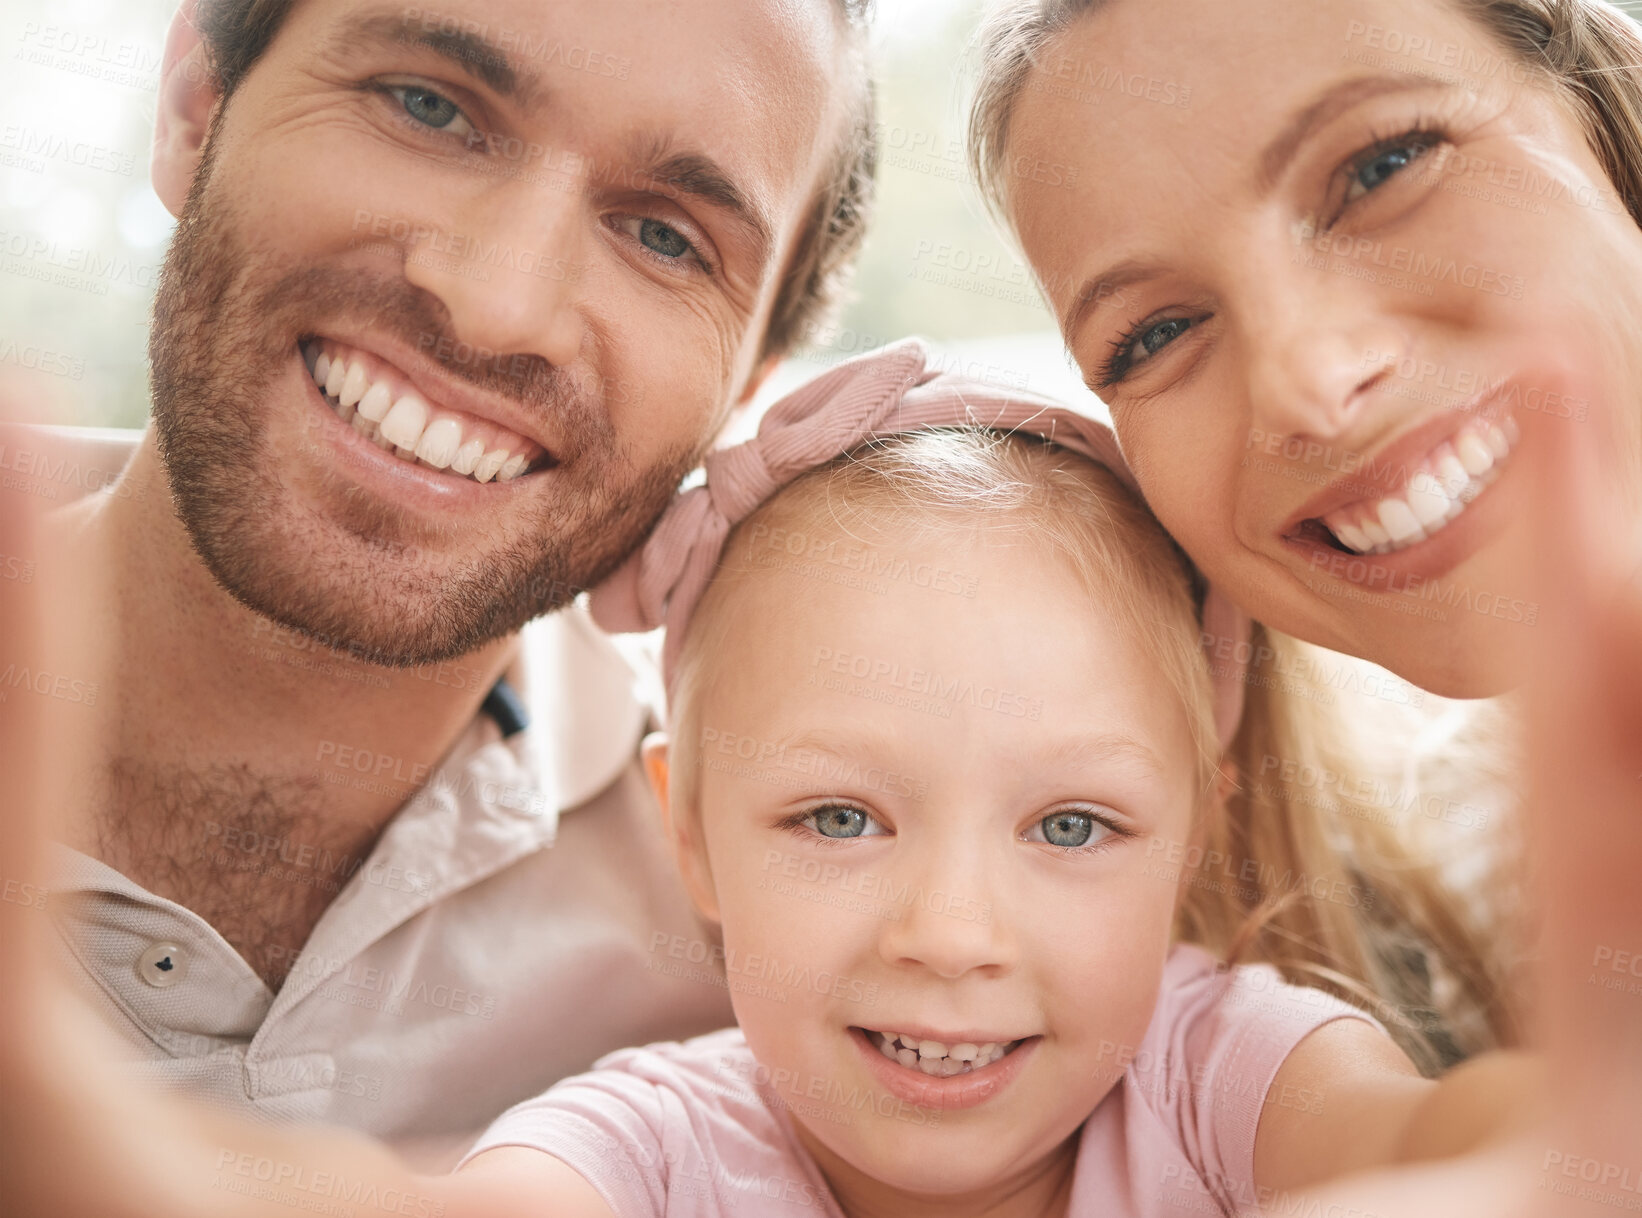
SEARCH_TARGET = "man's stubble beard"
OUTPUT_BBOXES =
[148,123,701,668]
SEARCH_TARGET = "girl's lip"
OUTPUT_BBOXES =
[848,1026,1040,1112]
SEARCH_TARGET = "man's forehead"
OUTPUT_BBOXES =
[281,0,848,268]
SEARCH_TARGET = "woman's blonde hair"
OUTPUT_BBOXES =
[668,429,1524,1074]
[968,0,1642,229]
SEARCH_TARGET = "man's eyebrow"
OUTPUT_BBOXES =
[629,143,777,274]
[331,11,542,107]
[1257,73,1451,193]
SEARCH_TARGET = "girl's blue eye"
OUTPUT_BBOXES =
[639,219,692,260]
[811,806,869,839]
[1041,811,1095,848]
[398,86,461,129]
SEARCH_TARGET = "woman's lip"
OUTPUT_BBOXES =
[1282,445,1520,587]
[298,351,540,509]
[1280,387,1516,534]
[848,1026,1039,1112]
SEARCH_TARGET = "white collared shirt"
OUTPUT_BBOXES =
[32,428,734,1166]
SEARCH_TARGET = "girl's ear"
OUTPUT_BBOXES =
[152,1,220,217]
[1174,756,1241,919]
[640,732,721,924]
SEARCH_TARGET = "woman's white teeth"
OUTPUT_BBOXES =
[1320,418,1518,557]
[871,1031,1016,1073]
[306,343,536,485]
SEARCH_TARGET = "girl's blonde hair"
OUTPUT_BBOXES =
[668,429,1523,1074]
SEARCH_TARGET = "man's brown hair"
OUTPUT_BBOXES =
[192,0,877,362]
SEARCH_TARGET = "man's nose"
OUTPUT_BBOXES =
[401,184,586,370]
[1241,265,1409,442]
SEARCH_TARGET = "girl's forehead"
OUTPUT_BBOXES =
[699,524,1202,778]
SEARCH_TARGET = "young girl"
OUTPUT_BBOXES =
[449,340,1530,1217]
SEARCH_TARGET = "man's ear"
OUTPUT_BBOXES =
[153,0,221,217]
[640,732,720,924]
[735,352,783,407]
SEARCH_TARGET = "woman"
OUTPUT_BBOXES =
[968,0,1642,697]
[967,0,1642,1211]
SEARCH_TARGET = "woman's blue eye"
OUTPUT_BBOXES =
[398,86,462,129]
[639,219,693,260]
[1040,811,1095,848]
[1346,135,1436,202]
[1139,318,1193,357]
[811,806,867,838]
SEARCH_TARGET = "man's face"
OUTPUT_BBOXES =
[151,0,847,664]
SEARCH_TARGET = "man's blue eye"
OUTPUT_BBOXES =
[399,87,461,130]
[812,807,867,838]
[639,219,692,260]
[1041,812,1094,848]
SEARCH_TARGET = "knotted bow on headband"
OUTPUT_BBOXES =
[590,338,1253,748]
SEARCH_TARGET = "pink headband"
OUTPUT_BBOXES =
[590,339,1253,748]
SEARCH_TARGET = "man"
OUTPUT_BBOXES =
[11,0,873,1160]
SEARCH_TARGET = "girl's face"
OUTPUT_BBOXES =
[674,528,1202,1208]
[1006,0,1642,697]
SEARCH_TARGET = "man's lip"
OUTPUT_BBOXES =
[303,330,560,461]
[1278,385,1517,537]
[848,1027,1039,1112]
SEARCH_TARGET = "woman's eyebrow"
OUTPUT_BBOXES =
[1256,73,1453,193]
[327,9,545,109]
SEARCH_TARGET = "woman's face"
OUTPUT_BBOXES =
[1007,0,1642,696]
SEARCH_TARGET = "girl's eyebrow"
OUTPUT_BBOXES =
[1038,733,1161,776]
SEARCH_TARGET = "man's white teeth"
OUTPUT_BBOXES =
[416,418,463,469]
[1320,417,1519,557]
[305,342,538,485]
[451,437,485,476]
[339,362,369,408]
[358,381,393,423]
[870,1031,1016,1075]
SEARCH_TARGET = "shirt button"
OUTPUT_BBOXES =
[137,942,188,988]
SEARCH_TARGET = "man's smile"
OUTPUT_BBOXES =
[301,338,552,485]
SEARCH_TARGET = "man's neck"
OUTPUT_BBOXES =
[39,433,515,984]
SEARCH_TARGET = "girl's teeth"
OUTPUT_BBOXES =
[307,342,537,485]
[1319,418,1518,557]
[872,1031,1015,1072]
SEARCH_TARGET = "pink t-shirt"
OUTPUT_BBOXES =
[460,944,1382,1217]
